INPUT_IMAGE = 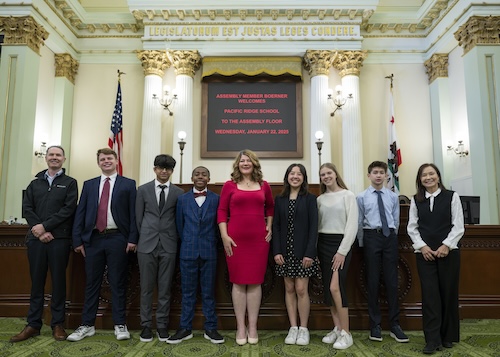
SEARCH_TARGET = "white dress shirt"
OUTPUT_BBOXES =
[407,188,465,252]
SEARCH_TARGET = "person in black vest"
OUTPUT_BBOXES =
[407,163,465,354]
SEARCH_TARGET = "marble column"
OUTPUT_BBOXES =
[424,53,453,186]
[0,16,48,221]
[454,15,500,223]
[167,50,201,184]
[333,50,367,194]
[303,50,337,183]
[137,50,170,185]
[53,53,79,172]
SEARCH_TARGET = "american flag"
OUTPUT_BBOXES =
[109,81,123,175]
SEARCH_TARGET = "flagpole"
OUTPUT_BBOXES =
[385,73,401,195]
[117,69,125,81]
[385,73,394,90]
[109,70,125,175]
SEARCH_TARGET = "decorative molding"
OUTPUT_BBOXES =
[136,50,170,77]
[454,15,500,55]
[424,53,449,84]
[0,16,49,55]
[22,2,464,38]
[332,50,368,77]
[302,50,337,77]
[167,50,202,77]
[54,53,79,84]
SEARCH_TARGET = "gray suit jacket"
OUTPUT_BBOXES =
[136,180,184,254]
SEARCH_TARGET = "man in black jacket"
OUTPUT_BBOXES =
[10,145,78,342]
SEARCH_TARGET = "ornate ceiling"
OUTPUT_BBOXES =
[50,0,452,37]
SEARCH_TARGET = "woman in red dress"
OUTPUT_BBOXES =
[217,149,274,346]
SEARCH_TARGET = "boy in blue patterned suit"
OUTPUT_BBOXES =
[168,166,224,344]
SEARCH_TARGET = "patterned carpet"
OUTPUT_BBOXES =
[0,318,499,356]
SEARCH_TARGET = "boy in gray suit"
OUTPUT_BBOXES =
[136,154,184,342]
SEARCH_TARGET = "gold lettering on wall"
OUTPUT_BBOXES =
[146,25,360,40]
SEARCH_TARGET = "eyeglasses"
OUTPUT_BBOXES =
[155,167,173,172]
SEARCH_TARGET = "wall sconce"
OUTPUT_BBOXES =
[152,86,178,116]
[34,142,47,158]
[315,131,324,167]
[177,131,186,184]
[447,140,469,157]
[327,85,353,116]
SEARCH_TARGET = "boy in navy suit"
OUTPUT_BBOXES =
[168,166,224,344]
[68,148,137,342]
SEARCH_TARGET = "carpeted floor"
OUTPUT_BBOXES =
[0,318,499,356]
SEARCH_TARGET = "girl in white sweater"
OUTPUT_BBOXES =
[317,163,358,350]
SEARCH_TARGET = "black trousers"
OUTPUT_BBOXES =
[363,229,400,328]
[26,238,71,328]
[416,249,460,345]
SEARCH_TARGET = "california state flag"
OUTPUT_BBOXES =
[387,91,401,195]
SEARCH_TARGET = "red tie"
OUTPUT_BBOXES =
[194,191,207,198]
[96,177,110,232]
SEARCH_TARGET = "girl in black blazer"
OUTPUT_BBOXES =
[272,163,318,346]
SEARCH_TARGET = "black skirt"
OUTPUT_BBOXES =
[317,233,352,307]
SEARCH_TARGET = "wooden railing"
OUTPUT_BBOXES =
[1,183,499,330]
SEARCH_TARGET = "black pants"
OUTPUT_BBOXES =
[416,249,460,345]
[363,229,400,328]
[27,238,71,328]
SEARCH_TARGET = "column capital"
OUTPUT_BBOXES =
[136,50,170,77]
[54,53,79,84]
[303,50,337,77]
[167,50,202,77]
[455,16,500,55]
[332,50,368,77]
[0,16,48,55]
[424,53,448,84]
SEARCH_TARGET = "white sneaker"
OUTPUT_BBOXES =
[322,326,340,343]
[114,325,130,340]
[295,327,310,346]
[67,325,95,341]
[284,326,298,344]
[333,329,353,350]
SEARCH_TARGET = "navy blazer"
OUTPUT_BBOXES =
[176,190,220,260]
[72,175,138,247]
[272,192,318,260]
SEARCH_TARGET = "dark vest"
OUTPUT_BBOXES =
[414,190,454,251]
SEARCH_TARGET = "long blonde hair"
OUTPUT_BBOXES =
[319,163,348,193]
[231,149,263,184]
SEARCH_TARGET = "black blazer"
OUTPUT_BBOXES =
[272,192,318,260]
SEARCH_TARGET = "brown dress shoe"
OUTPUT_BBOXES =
[10,325,40,342]
[53,325,68,341]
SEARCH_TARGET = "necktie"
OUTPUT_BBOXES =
[159,185,167,212]
[375,190,390,237]
[96,177,110,232]
[194,191,207,198]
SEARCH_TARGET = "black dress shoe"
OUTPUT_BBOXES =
[423,342,443,354]
[442,341,453,348]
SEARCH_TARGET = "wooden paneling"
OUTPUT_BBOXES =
[1,183,499,330]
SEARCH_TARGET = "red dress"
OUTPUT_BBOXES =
[217,180,275,284]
